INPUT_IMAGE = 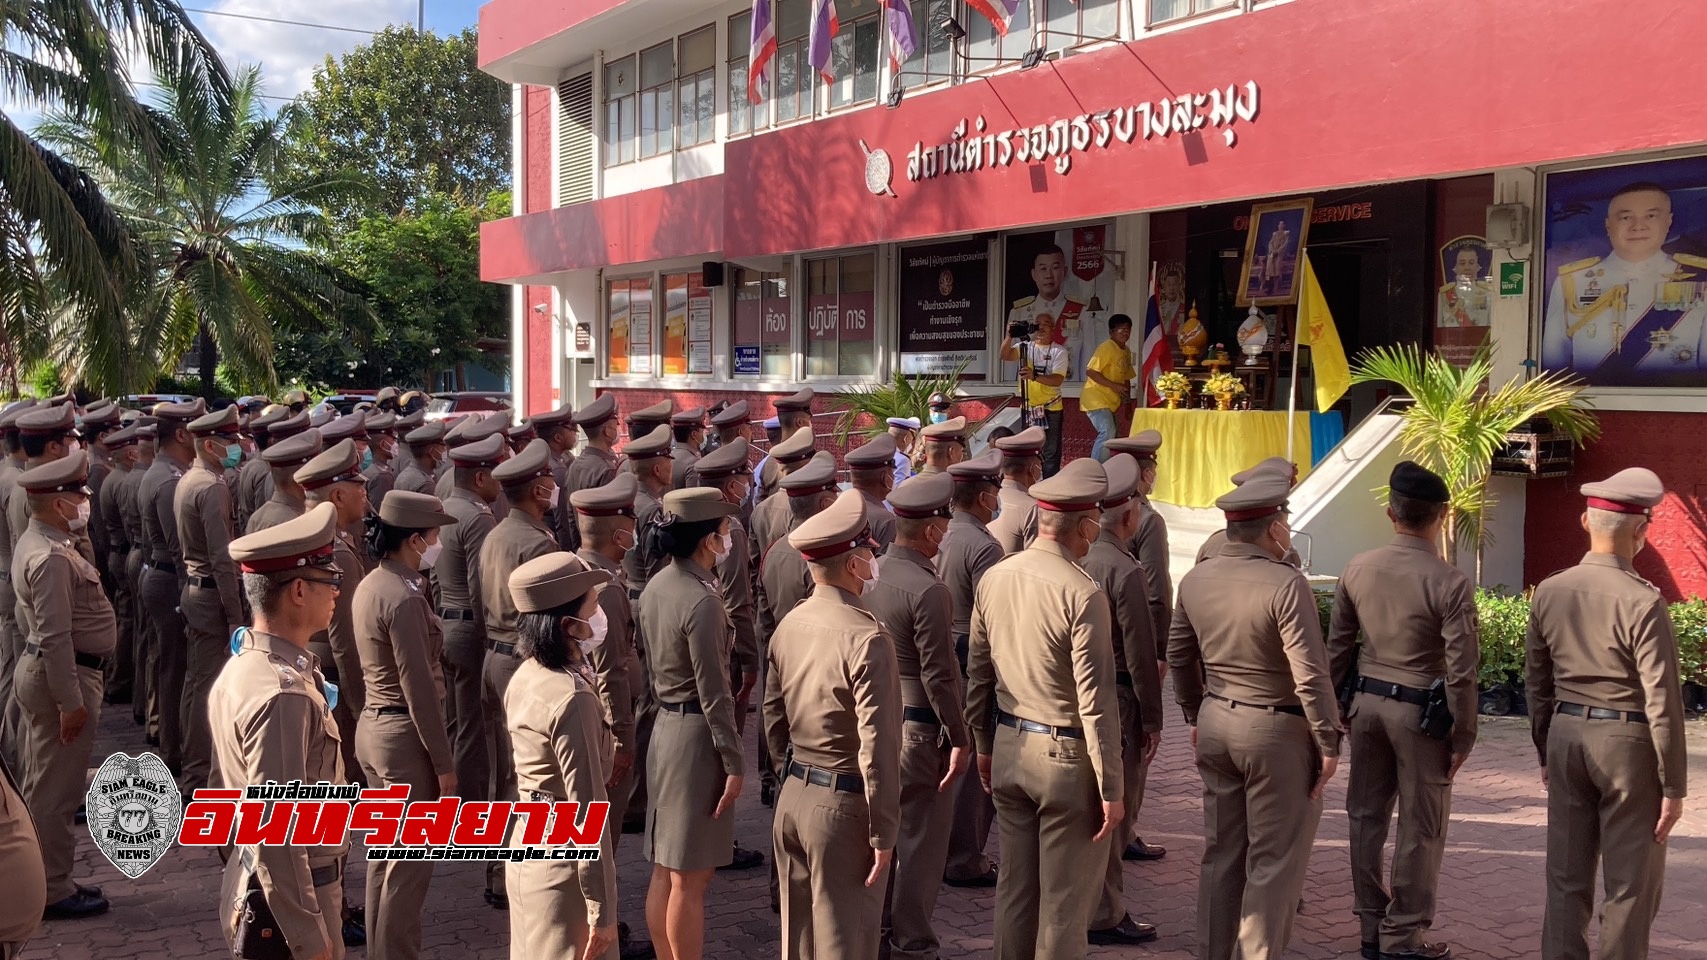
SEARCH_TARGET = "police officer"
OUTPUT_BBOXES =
[479,439,562,909]
[1171,472,1342,960]
[0,750,46,955]
[565,395,622,500]
[507,420,537,455]
[1527,467,1686,960]
[11,452,115,920]
[213,503,347,960]
[97,422,142,706]
[177,404,248,791]
[625,400,673,452]
[669,407,705,491]
[0,400,34,770]
[622,426,674,601]
[120,419,157,733]
[747,427,819,571]
[233,405,284,532]
[939,448,1004,888]
[635,489,745,960]
[916,416,968,475]
[709,401,752,453]
[437,433,505,807]
[886,417,919,486]
[78,403,121,610]
[139,398,205,777]
[694,439,760,735]
[362,411,400,505]
[394,421,448,496]
[987,426,1044,555]
[502,552,620,960]
[844,433,898,553]
[1082,454,1162,946]
[865,472,970,960]
[353,490,457,960]
[435,413,509,505]
[246,428,323,533]
[756,389,815,502]
[1195,456,1301,566]
[765,488,901,960]
[966,457,1122,960]
[7,404,93,565]
[527,403,576,550]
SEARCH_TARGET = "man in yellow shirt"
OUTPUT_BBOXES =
[999,316,1071,478]
[1083,315,1137,462]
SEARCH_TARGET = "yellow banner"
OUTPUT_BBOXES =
[1297,253,1350,412]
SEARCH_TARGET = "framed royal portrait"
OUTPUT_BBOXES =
[1236,199,1314,307]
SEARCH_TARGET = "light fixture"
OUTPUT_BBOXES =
[940,16,966,42]
[1020,47,1047,69]
[886,84,905,109]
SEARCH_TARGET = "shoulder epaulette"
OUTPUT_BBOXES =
[1558,256,1601,275]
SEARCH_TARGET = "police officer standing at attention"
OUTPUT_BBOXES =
[865,472,970,960]
[915,417,968,475]
[394,421,448,496]
[8,404,92,565]
[565,395,622,496]
[670,407,705,491]
[246,429,323,533]
[233,405,284,532]
[756,389,815,502]
[692,440,760,735]
[1527,468,1686,960]
[0,401,34,771]
[1195,457,1301,567]
[845,433,899,553]
[747,426,819,570]
[119,419,157,734]
[12,452,115,920]
[139,398,204,779]
[1328,462,1478,960]
[764,488,902,960]
[622,425,674,596]
[213,503,347,960]
[98,421,141,708]
[1170,472,1342,960]
[437,433,506,807]
[987,426,1044,555]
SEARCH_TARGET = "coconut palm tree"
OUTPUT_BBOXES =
[38,63,373,395]
[1351,343,1600,582]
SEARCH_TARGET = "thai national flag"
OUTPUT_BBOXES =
[965,0,1020,36]
[809,0,840,82]
[883,0,917,78]
[748,0,777,105]
[1140,266,1175,406]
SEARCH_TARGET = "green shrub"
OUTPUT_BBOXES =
[1669,598,1707,685]
[1315,588,1334,640]
[1475,588,1530,687]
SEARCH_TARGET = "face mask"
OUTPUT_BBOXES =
[360,447,374,471]
[418,538,443,570]
[929,411,948,424]
[540,483,560,507]
[66,499,91,531]
[615,527,637,552]
[711,531,733,564]
[984,492,1001,522]
[853,554,878,596]
[1078,517,1100,544]
[65,439,82,454]
[575,607,609,654]
[221,442,243,470]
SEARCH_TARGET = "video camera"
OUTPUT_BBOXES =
[1008,318,1038,340]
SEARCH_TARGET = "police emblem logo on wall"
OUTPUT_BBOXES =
[86,752,182,877]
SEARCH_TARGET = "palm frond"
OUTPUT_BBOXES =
[830,359,972,444]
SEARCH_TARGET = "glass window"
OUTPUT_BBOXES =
[661,272,715,376]
[731,266,794,378]
[775,0,813,122]
[677,26,716,147]
[607,276,654,376]
[728,12,760,136]
[603,56,636,165]
[824,0,881,110]
[1148,0,1236,26]
[805,253,877,378]
[965,0,1031,68]
[638,42,674,159]
[1043,0,1118,50]
[903,0,956,87]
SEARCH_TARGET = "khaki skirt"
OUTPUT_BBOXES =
[645,708,733,871]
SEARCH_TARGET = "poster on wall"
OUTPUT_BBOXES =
[898,238,990,376]
[1435,235,1492,365]
[608,281,631,375]
[1236,199,1314,307]
[1000,223,1119,381]
[628,278,653,375]
[662,274,689,376]
[1541,155,1707,387]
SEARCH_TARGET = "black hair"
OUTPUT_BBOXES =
[363,515,430,562]
[657,516,722,559]
[516,604,587,672]
[1389,493,1446,530]
[672,424,696,443]
[1610,181,1670,204]
[1108,313,1134,332]
[986,426,1015,443]
[20,432,57,458]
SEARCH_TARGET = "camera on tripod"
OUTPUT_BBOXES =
[1008,318,1038,340]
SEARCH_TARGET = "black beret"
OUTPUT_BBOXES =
[1389,460,1449,504]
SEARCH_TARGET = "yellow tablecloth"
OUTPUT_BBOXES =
[1129,409,1314,508]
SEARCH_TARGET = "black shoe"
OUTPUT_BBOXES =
[105,687,132,705]
[618,921,657,960]
[1122,838,1166,861]
[719,845,765,871]
[621,819,645,835]
[484,889,509,910]
[145,732,159,746]
[75,883,101,898]
[760,779,776,807]
[1362,942,1380,960]
[1087,916,1158,945]
[342,908,366,947]
[943,866,998,888]
[1381,944,1452,960]
[43,891,109,920]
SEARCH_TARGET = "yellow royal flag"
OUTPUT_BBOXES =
[1296,253,1350,412]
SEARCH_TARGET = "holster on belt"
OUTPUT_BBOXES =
[1419,678,1454,741]
[233,849,338,960]
[954,634,969,676]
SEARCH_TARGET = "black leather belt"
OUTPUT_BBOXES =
[114,544,131,554]
[902,705,940,725]
[24,643,110,672]
[628,589,643,601]
[1557,701,1647,723]
[1206,693,1305,717]
[147,560,177,573]
[439,608,475,621]
[370,706,409,717]
[659,700,704,715]
[490,641,518,657]
[526,789,563,803]
[954,633,970,675]
[1355,676,1431,706]
[996,709,1082,739]
[187,575,218,589]
[786,760,863,793]
[1116,671,1134,688]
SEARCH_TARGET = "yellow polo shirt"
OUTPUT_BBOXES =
[1081,339,1136,412]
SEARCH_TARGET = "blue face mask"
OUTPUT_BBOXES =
[359,446,374,471]
[229,625,248,656]
[930,411,949,424]
[221,443,243,470]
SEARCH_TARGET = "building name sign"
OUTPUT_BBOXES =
[902,81,1260,182]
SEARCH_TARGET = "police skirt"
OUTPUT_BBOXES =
[645,708,733,871]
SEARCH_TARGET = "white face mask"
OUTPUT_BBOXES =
[418,539,443,570]
[576,607,609,654]
[615,527,637,553]
[65,439,82,454]
[853,554,878,596]
[66,499,91,531]
[540,482,560,507]
[712,531,733,564]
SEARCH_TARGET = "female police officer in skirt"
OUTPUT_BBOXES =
[635,489,746,960]
[351,490,458,960]
[504,552,620,959]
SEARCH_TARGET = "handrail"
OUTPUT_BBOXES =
[1308,395,1413,469]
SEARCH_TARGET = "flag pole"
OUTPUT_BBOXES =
[1285,250,1305,466]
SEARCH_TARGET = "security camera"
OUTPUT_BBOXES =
[532,303,548,314]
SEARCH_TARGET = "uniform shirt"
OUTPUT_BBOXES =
[622,484,667,597]
[246,486,306,534]
[967,539,1121,801]
[504,659,616,925]
[1170,542,1342,757]
[116,461,147,558]
[7,461,96,565]
[0,755,46,945]
[353,558,454,777]
[12,518,117,712]
[754,455,779,504]
[393,460,436,496]
[986,480,1039,556]
[1132,498,1172,659]
[85,448,113,565]
[1083,530,1164,734]
[1081,339,1136,413]
[364,458,396,506]
[208,630,345,960]
[936,511,1004,637]
[0,460,20,579]
[1327,534,1479,753]
[176,460,243,627]
[718,517,760,675]
[578,549,638,756]
[670,443,699,491]
[747,492,791,581]
[1526,552,1688,799]
[479,510,559,650]
[234,456,271,534]
[763,585,902,848]
[759,537,814,640]
[866,545,969,749]
[1196,528,1301,568]
[318,530,367,714]
[563,446,619,498]
[1541,251,1707,374]
[139,450,191,568]
[100,462,133,556]
[859,490,897,554]
[438,487,497,616]
[636,558,744,777]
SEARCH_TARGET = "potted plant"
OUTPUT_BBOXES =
[1155,371,1191,409]
[1475,587,1531,716]
[1202,372,1245,410]
[830,358,971,445]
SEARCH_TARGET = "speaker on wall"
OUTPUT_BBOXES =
[702,261,726,287]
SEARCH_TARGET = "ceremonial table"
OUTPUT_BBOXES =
[1128,409,1345,508]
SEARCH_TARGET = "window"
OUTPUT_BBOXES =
[603,56,636,165]
[1042,0,1119,50]
[607,277,654,375]
[902,0,957,87]
[733,266,793,378]
[728,12,765,136]
[773,0,814,123]
[638,42,674,159]
[661,272,714,376]
[677,27,716,147]
[1148,0,1236,26]
[805,253,877,378]
[823,0,881,110]
[965,0,1033,68]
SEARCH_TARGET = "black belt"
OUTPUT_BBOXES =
[1206,693,1305,717]
[248,862,341,889]
[526,789,563,803]
[439,608,475,621]
[1557,701,1647,724]
[954,633,970,675]
[490,641,518,657]
[786,760,863,793]
[1116,671,1134,688]
[1355,676,1431,706]
[902,705,940,725]
[628,589,643,601]
[147,560,177,573]
[996,709,1082,739]
[113,544,131,555]
[370,706,409,717]
[187,575,218,589]
[659,700,704,715]
[24,643,111,672]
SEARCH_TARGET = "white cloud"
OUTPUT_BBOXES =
[192,0,418,100]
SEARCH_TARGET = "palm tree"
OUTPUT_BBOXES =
[1351,344,1600,583]
[38,64,373,395]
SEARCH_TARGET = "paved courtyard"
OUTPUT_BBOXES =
[21,685,1707,959]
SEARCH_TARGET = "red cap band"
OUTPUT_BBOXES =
[1036,500,1097,513]
[1586,496,1649,516]
[240,543,335,573]
[301,468,365,491]
[1223,505,1283,522]
[799,528,873,561]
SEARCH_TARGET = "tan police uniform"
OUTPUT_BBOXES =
[213,504,348,960]
[0,752,46,957]
[686,402,751,490]
[352,492,457,960]
[915,416,967,477]
[966,458,1121,960]
[437,434,505,805]
[619,425,673,599]
[502,554,619,960]
[98,424,141,705]
[1526,468,1687,960]
[1170,473,1342,960]
[634,490,744,871]
[1194,457,1302,568]
[563,395,622,507]
[363,411,400,505]
[696,440,760,726]
[79,405,120,619]
[864,473,970,960]
[233,407,287,531]
[117,420,154,729]
[395,421,447,496]
[297,440,373,789]
[138,398,205,774]
[986,427,1044,555]
[846,433,899,554]
[938,449,1004,884]
[1326,462,1479,959]
[525,403,577,551]
[0,402,32,774]
[11,453,116,910]
[246,428,322,533]
[670,407,704,491]
[757,389,815,501]
[571,476,642,832]
[746,428,820,604]
[433,413,508,505]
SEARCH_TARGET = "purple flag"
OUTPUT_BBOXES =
[749,0,777,104]
[809,0,840,82]
[883,0,918,77]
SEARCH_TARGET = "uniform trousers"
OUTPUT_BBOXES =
[105,550,135,700]
[1194,696,1323,960]
[884,721,957,960]
[621,675,657,828]
[441,619,489,804]
[14,658,103,902]
[308,640,363,789]
[0,578,20,775]
[506,832,619,960]
[774,776,887,960]
[219,855,345,960]
[990,721,1109,960]
[1542,712,1668,960]
[141,568,187,772]
[945,743,996,881]
[1346,691,1453,952]
[357,712,440,960]
[755,634,776,791]
[482,646,524,896]
[179,584,228,790]
[1093,685,1146,930]
[125,551,150,729]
